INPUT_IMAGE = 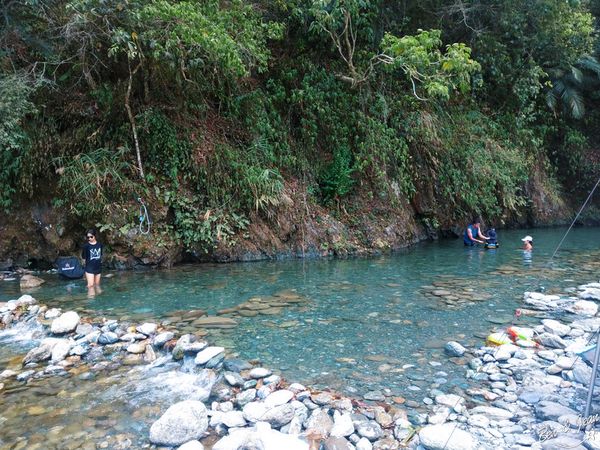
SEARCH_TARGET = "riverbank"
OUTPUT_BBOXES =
[2,279,600,449]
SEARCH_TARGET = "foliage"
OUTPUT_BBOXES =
[0,74,36,210]
[54,147,137,218]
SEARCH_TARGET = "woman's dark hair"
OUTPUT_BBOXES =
[472,216,482,225]
[86,228,97,237]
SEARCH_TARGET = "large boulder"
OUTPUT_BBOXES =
[212,422,308,450]
[418,423,476,450]
[51,311,80,334]
[149,400,208,446]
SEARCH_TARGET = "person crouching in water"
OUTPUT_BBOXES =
[82,228,103,290]
[464,217,489,246]
[521,235,533,251]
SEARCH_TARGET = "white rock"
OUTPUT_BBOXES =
[356,437,373,450]
[418,423,476,450]
[567,300,598,316]
[127,342,146,354]
[264,390,294,407]
[178,441,204,450]
[51,340,72,362]
[469,406,513,419]
[330,412,355,437]
[467,415,490,428]
[137,323,157,335]
[50,311,80,334]
[242,402,269,423]
[194,347,225,365]
[288,383,306,393]
[45,308,61,319]
[212,422,308,450]
[149,400,208,447]
[542,319,571,337]
[221,411,247,428]
[579,288,600,301]
[249,367,272,379]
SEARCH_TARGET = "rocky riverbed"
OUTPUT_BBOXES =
[2,282,600,449]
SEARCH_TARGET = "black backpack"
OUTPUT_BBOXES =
[56,256,85,279]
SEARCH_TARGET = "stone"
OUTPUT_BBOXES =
[223,359,252,372]
[212,422,308,450]
[444,341,466,357]
[356,421,384,441]
[178,441,204,450]
[261,404,295,428]
[356,437,373,450]
[313,392,334,405]
[363,391,385,401]
[535,401,578,421]
[469,406,513,420]
[20,274,45,289]
[75,323,94,336]
[236,389,256,407]
[249,367,272,379]
[51,340,72,362]
[435,394,465,412]
[536,333,566,349]
[149,400,208,446]
[541,319,570,337]
[331,412,355,438]
[152,331,175,347]
[467,415,490,428]
[224,371,245,387]
[191,316,238,329]
[23,344,52,365]
[136,323,157,336]
[323,436,354,450]
[418,423,476,450]
[578,288,600,301]
[305,408,334,436]
[51,311,80,334]
[98,332,119,345]
[568,300,598,317]
[265,390,294,407]
[221,411,247,428]
[195,347,225,366]
[540,436,586,450]
[127,343,146,354]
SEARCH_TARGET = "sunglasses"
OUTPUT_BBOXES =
[86,235,94,239]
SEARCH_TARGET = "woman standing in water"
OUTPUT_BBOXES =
[522,235,533,251]
[463,217,489,246]
[82,228,103,290]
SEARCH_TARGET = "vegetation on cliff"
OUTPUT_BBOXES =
[2,0,600,255]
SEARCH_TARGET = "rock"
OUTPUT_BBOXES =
[98,332,119,345]
[191,316,238,329]
[313,392,334,405]
[172,334,195,360]
[578,288,600,301]
[535,401,578,421]
[149,400,208,446]
[541,436,586,450]
[23,344,52,365]
[212,422,308,450]
[249,367,272,379]
[152,331,175,347]
[536,333,566,349]
[323,436,354,450]
[568,300,598,316]
[435,394,465,412]
[467,415,490,428]
[331,412,355,438]
[356,437,373,450]
[127,343,146,354]
[469,406,513,420]
[51,340,72,362]
[236,389,257,407]
[17,370,35,381]
[223,359,252,372]
[20,274,45,289]
[75,323,94,336]
[195,347,225,366]
[305,408,334,436]
[220,411,247,428]
[261,404,295,428]
[356,421,383,441]
[224,371,245,387]
[136,323,157,336]
[542,319,571,337]
[45,308,61,319]
[178,441,204,450]
[265,390,294,407]
[444,341,466,357]
[363,391,385,402]
[51,311,80,334]
[419,424,476,450]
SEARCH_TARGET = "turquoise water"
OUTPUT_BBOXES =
[2,227,599,395]
[0,226,599,448]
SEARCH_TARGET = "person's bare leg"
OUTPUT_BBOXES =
[85,272,95,288]
[94,274,101,286]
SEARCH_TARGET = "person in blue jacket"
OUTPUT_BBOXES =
[464,217,489,246]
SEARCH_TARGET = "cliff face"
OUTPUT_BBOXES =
[0,165,581,271]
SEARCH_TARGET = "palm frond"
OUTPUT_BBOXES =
[559,84,585,119]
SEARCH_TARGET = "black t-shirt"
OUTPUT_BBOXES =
[82,242,103,274]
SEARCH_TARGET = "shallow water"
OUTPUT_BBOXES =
[0,227,599,448]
